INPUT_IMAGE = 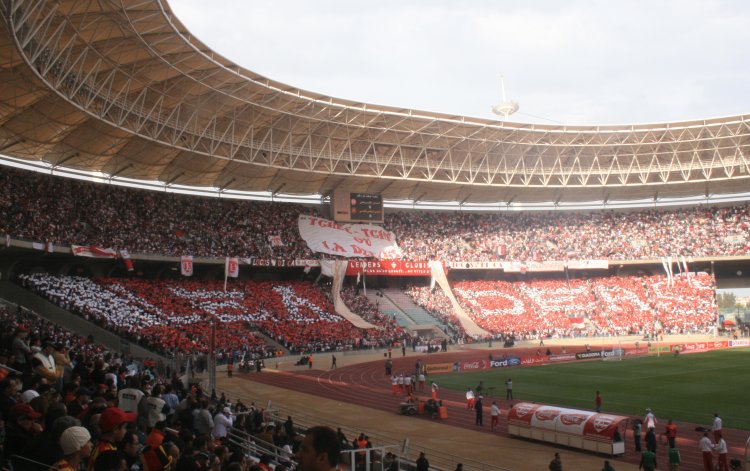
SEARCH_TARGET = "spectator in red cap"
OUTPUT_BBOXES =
[3,403,42,460]
[88,407,136,471]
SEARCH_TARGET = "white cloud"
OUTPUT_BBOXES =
[168,0,750,124]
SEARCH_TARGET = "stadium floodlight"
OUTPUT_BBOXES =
[491,75,519,119]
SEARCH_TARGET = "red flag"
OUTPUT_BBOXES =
[119,249,134,272]
[181,256,194,277]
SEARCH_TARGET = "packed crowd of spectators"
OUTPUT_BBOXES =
[406,273,717,340]
[1,166,750,262]
[0,300,314,471]
[0,167,317,259]
[19,274,405,356]
[386,206,750,262]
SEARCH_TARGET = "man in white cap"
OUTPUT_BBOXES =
[53,426,93,471]
[212,406,234,439]
[20,389,39,404]
[644,408,657,430]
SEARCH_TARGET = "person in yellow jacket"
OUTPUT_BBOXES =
[51,426,92,471]
[32,339,60,383]
[53,343,72,384]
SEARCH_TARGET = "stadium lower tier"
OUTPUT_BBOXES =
[17,272,718,358]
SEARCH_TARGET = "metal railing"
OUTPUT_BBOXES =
[230,392,512,471]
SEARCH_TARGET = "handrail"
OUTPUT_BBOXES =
[233,393,512,471]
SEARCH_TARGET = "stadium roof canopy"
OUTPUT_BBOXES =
[0,0,749,207]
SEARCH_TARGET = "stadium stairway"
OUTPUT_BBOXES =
[0,280,175,369]
[381,289,449,338]
[364,291,415,328]
[252,330,288,354]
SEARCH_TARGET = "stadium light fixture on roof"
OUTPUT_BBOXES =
[491,75,519,120]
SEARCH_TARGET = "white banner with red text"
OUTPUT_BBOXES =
[71,245,118,258]
[298,215,402,259]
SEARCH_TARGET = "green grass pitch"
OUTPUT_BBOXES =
[431,348,750,430]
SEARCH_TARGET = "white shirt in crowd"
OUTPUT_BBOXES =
[145,395,166,428]
[118,388,144,413]
[212,409,234,438]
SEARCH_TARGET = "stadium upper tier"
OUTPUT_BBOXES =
[0,0,749,205]
[1,166,750,262]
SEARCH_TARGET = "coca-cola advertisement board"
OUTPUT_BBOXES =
[583,414,626,442]
[460,359,489,371]
[531,406,562,430]
[508,402,541,427]
[557,409,595,436]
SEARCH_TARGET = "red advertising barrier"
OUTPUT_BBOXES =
[531,406,563,430]
[509,402,629,455]
[449,339,738,379]
[460,359,489,371]
[521,356,550,366]
[584,414,625,443]
[507,402,541,427]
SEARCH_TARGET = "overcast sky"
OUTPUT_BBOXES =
[168,0,750,125]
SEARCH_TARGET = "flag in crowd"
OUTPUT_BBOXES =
[119,249,134,272]
[181,255,194,277]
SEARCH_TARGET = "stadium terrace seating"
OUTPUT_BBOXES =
[0,303,107,361]
[406,274,716,339]
[0,167,318,259]
[19,275,405,355]
[1,166,750,262]
[386,208,750,262]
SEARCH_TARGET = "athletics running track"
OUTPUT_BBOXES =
[240,345,746,471]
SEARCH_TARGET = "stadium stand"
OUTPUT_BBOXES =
[1,166,750,262]
[406,273,717,339]
[18,275,405,356]
[1,2,746,470]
